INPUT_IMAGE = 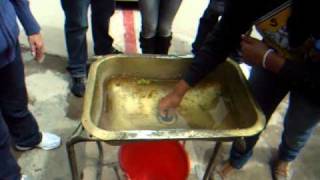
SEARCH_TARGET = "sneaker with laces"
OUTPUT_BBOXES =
[15,132,61,151]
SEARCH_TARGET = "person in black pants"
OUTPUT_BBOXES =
[1,0,61,179]
[160,0,320,179]
[61,0,121,97]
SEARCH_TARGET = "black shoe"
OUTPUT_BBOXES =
[139,34,157,54]
[108,47,122,54]
[71,77,86,97]
[155,34,172,55]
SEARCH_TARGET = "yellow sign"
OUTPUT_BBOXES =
[255,1,293,59]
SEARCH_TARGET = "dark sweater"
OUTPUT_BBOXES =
[183,0,320,104]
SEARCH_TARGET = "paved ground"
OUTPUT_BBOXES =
[13,1,320,180]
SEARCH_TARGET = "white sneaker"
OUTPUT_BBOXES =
[21,174,31,180]
[16,132,61,151]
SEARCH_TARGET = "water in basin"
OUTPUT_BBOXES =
[99,76,239,131]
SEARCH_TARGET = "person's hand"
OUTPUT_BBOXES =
[28,33,45,63]
[240,34,286,73]
[159,80,190,116]
[159,91,184,116]
[240,34,269,66]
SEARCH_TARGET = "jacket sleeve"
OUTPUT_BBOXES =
[183,0,255,86]
[10,0,40,36]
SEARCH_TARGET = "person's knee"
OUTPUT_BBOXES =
[141,21,157,38]
[63,10,88,32]
[157,22,172,37]
[1,105,29,119]
[65,18,88,33]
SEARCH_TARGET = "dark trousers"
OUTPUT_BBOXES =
[61,0,115,77]
[229,67,320,169]
[0,44,41,180]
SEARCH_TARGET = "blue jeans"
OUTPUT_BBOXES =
[229,67,320,169]
[61,0,115,77]
[0,44,42,180]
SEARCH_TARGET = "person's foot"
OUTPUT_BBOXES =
[21,175,31,180]
[272,159,291,180]
[212,161,236,180]
[71,77,86,97]
[15,132,61,151]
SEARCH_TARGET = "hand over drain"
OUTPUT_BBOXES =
[157,109,177,125]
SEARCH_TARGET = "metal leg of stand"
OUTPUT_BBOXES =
[67,137,82,180]
[96,141,104,180]
[66,123,92,180]
[203,141,222,180]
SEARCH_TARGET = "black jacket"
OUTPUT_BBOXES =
[184,0,320,104]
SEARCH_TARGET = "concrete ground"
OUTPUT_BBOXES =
[13,1,320,180]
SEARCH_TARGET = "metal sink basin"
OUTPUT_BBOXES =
[82,55,265,141]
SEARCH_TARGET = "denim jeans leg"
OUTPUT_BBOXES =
[0,44,41,147]
[0,111,21,180]
[61,0,90,77]
[229,67,288,169]
[91,0,115,55]
[278,91,320,162]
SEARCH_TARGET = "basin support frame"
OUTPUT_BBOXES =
[67,123,231,180]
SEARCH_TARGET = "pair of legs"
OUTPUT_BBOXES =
[139,0,182,54]
[0,44,42,180]
[221,66,320,177]
[61,0,116,77]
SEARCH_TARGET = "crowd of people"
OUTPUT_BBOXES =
[1,0,320,179]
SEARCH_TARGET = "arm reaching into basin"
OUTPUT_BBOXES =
[160,0,320,110]
[159,0,253,114]
[161,0,320,179]
[159,80,190,116]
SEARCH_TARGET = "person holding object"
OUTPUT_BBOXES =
[159,0,320,179]
[0,0,61,179]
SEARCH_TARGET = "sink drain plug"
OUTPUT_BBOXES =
[157,109,177,125]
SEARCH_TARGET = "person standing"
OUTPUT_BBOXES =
[139,0,182,54]
[159,0,320,179]
[61,0,121,97]
[0,0,61,179]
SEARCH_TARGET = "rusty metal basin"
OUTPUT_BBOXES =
[82,55,265,141]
